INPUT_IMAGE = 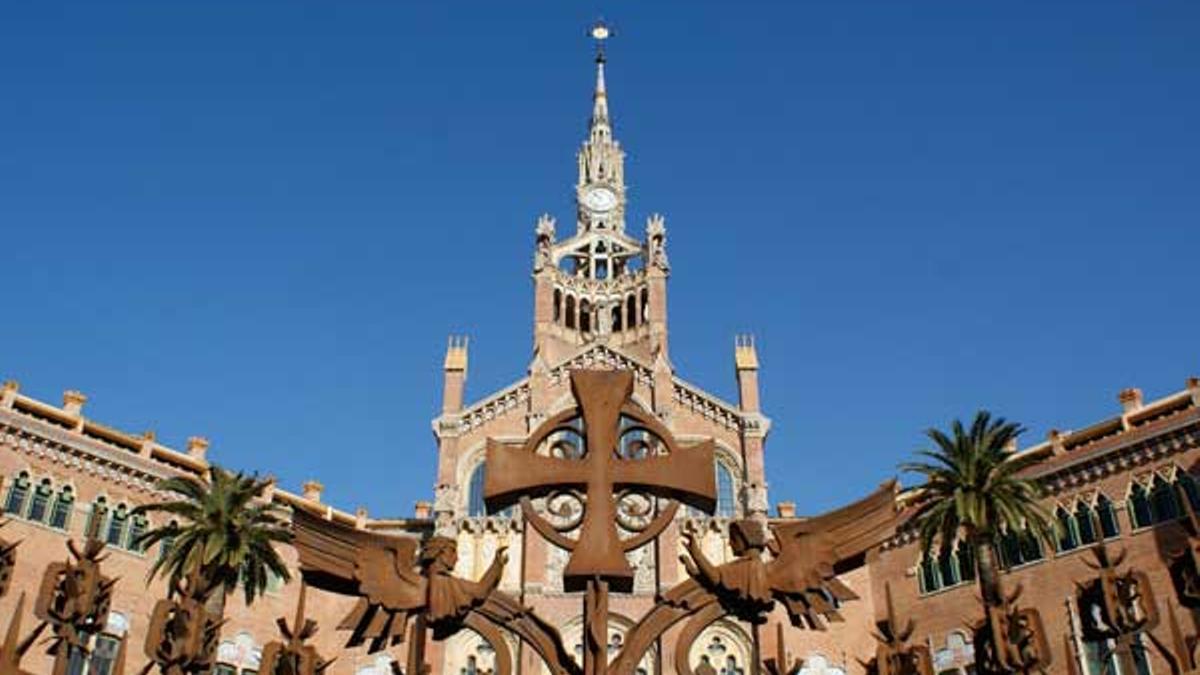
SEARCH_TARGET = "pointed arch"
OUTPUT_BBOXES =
[627,294,637,328]
[49,484,74,530]
[565,295,577,329]
[1096,493,1120,538]
[553,288,563,323]
[580,299,592,333]
[3,470,30,516]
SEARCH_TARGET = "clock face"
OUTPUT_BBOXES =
[583,186,618,212]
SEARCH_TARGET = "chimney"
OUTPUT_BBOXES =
[442,336,469,414]
[355,507,368,529]
[1119,387,1144,414]
[1048,429,1066,456]
[140,430,156,457]
[414,501,433,520]
[1188,377,1199,407]
[776,501,796,519]
[1,381,19,408]
[186,436,209,461]
[63,390,87,417]
[734,335,761,413]
[302,480,324,503]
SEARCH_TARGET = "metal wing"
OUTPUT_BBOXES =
[292,507,426,611]
[768,480,900,628]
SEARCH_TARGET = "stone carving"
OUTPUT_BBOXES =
[34,539,117,675]
[863,584,932,675]
[142,573,224,675]
[0,520,17,599]
[292,507,579,675]
[258,583,333,675]
[971,586,1051,675]
[535,215,557,272]
[1076,544,1158,675]
[612,483,899,675]
[0,593,49,675]
[646,215,668,271]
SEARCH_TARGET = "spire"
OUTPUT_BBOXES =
[590,21,612,132]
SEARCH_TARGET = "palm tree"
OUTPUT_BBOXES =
[133,465,292,618]
[899,411,1053,609]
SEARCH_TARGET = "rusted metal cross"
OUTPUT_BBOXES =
[484,369,716,592]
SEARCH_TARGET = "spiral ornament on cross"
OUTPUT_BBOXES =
[485,369,716,591]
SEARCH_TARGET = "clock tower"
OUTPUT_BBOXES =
[531,22,671,368]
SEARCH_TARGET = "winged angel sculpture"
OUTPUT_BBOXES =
[292,508,580,675]
[611,481,900,675]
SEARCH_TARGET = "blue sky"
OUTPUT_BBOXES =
[2,0,1197,516]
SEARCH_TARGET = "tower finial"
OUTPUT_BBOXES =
[589,20,612,126]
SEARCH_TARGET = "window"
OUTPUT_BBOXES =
[919,541,973,595]
[553,289,562,323]
[1128,484,1153,529]
[1129,475,1190,529]
[214,665,238,675]
[1056,506,1079,552]
[565,296,576,329]
[715,462,736,518]
[1097,494,1120,538]
[4,471,30,515]
[1075,501,1098,546]
[158,520,178,562]
[105,504,128,547]
[997,527,1043,568]
[468,463,487,517]
[49,485,74,530]
[27,478,53,523]
[87,635,122,675]
[1180,472,1200,514]
[128,514,149,553]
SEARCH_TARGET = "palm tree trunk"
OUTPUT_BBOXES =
[973,536,1002,609]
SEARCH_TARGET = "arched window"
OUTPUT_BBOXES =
[4,471,30,515]
[565,295,576,329]
[936,546,958,588]
[105,504,128,547]
[580,300,592,333]
[1128,483,1153,529]
[612,305,623,332]
[86,497,108,540]
[1151,475,1181,523]
[627,295,637,328]
[553,289,562,323]
[640,288,649,323]
[714,462,736,518]
[1097,494,1120,538]
[956,541,976,582]
[1075,501,1098,546]
[1178,471,1200,514]
[997,527,1043,568]
[919,553,941,594]
[129,513,149,553]
[468,463,487,517]
[50,485,74,530]
[27,478,53,523]
[1056,506,1079,552]
[158,520,179,562]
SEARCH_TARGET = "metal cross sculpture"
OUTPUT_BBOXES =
[484,370,717,675]
[0,593,49,675]
[34,539,117,675]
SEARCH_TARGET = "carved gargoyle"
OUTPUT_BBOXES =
[762,623,803,675]
[612,483,900,675]
[0,520,18,600]
[34,539,117,675]
[259,583,334,675]
[141,573,224,675]
[0,593,50,675]
[292,508,580,675]
[971,585,1051,675]
[862,584,932,675]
